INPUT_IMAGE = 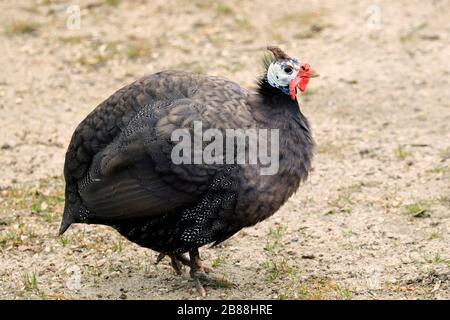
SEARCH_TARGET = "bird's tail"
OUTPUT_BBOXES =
[59,205,75,235]
[59,189,88,235]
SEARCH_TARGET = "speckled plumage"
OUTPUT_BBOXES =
[61,55,315,286]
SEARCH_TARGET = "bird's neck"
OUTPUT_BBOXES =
[254,75,311,142]
[257,76,298,107]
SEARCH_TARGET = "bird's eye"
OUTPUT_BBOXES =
[284,66,293,74]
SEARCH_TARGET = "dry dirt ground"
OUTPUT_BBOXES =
[0,0,449,300]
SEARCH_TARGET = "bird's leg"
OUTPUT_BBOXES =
[188,248,232,297]
[170,257,183,275]
[155,253,166,265]
[170,253,191,275]
[189,248,213,273]
[174,253,191,266]
[155,253,191,275]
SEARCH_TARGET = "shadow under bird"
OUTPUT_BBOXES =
[60,45,319,296]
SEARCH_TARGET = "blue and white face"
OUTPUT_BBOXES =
[266,58,302,89]
[266,46,319,100]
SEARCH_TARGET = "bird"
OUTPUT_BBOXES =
[59,45,318,296]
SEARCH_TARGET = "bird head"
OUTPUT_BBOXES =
[266,45,319,100]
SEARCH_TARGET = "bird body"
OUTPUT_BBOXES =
[60,46,317,295]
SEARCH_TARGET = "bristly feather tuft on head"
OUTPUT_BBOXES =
[261,53,274,72]
[257,53,279,98]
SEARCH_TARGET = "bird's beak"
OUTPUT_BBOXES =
[309,67,320,78]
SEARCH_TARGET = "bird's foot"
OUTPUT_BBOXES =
[189,249,233,297]
[190,270,233,297]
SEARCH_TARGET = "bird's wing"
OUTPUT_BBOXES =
[61,70,253,230]
[78,98,231,221]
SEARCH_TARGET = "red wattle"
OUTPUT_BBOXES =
[289,63,312,100]
[289,77,300,100]
[298,77,310,92]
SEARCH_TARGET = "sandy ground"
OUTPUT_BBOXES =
[0,0,449,300]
